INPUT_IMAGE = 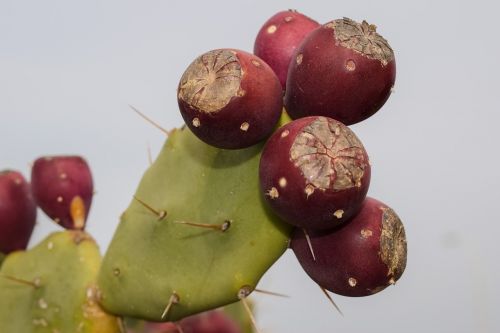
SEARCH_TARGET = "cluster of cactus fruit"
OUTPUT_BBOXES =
[0,8,407,332]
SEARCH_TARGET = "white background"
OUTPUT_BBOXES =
[1,1,499,332]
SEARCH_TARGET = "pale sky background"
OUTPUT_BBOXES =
[1,0,499,332]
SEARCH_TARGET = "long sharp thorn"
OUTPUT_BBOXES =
[161,292,180,320]
[302,228,316,261]
[147,142,153,166]
[133,196,167,220]
[129,104,171,136]
[117,317,126,333]
[319,286,343,316]
[239,295,261,333]
[0,275,40,288]
[174,323,185,333]
[174,220,231,232]
[254,288,289,298]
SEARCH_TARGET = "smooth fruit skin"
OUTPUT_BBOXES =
[259,116,370,230]
[291,197,407,297]
[285,18,396,125]
[31,156,93,230]
[254,10,319,89]
[177,49,283,149]
[0,170,37,254]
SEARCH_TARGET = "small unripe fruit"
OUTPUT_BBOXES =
[0,170,37,254]
[285,18,396,125]
[291,197,407,296]
[177,48,283,149]
[31,156,93,230]
[259,116,370,230]
[254,10,319,89]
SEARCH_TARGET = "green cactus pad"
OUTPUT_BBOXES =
[0,252,5,267]
[98,127,291,321]
[0,231,120,333]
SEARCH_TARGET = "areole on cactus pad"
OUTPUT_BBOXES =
[97,125,291,321]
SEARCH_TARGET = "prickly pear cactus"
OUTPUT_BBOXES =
[0,252,5,267]
[98,126,291,321]
[0,231,120,333]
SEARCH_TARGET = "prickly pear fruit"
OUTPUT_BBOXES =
[178,310,241,333]
[254,9,319,89]
[98,126,291,321]
[291,197,407,296]
[0,170,37,254]
[259,116,370,230]
[31,156,93,229]
[285,18,396,125]
[0,231,120,332]
[177,49,283,149]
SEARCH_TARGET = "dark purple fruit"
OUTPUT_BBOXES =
[254,9,319,89]
[177,48,283,149]
[285,18,396,125]
[31,156,93,230]
[259,116,370,230]
[291,197,407,296]
[0,170,37,254]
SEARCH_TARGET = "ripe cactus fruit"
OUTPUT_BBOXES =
[177,49,283,149]
[285,18,396,125]
[259,116,370,230]
[0,170,37,254]
[31,156,93,230]
[254,9,319,89]
[97,126,291,321]
[291,197,407,296]
[0,231,120,332]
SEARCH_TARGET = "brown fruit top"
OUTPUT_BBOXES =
[178,49,242,113]
[380,207,407,281]
[289,117,368,191]
[326,18,394,66]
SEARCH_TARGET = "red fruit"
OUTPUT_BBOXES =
[259,116,370,230]
[285,18,396,125]
[142,311,240,333]
[142,322,178,333]
[254,9,319,89]
[179,310,240,333]
[31,156,93,230]
[291,197,407,296]
[177,48,283,149]
[0,170,37,254]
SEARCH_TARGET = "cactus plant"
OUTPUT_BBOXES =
[98,125,291,322]
[0,231,120,333]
